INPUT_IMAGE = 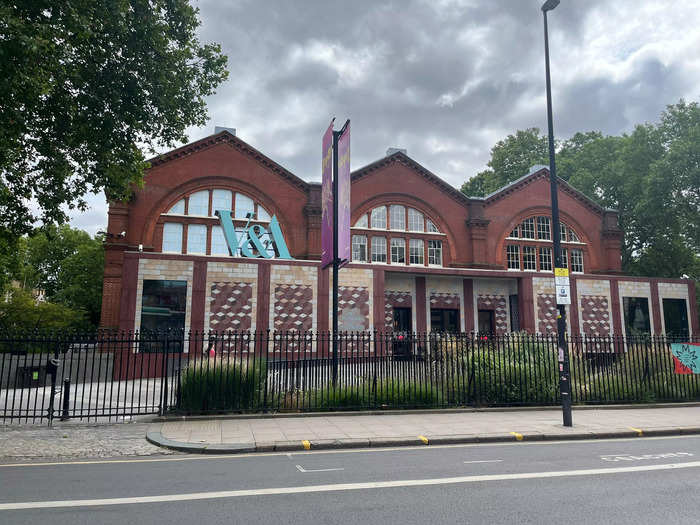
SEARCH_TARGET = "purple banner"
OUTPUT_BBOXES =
[321,120,334,268]
[337,122,351,267]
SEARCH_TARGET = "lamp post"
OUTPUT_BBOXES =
[542,0,573,427]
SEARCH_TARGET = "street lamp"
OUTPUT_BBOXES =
[542,0,573,427]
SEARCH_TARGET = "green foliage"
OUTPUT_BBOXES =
[0,0,228,235]
[308,379,445,410]
[0,288,87,332]
[178,358,267,413]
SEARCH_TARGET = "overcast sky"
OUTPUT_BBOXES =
[70,0,700,235]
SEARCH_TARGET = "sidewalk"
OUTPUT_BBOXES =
[147,404,700,454]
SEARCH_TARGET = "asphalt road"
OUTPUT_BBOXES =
[3,435,700,524]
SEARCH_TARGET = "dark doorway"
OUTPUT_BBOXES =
[393,307,412,332]
[430,308,459,333]
[478,309,495,334]
[663,298,689,341]
[623,297,651,336]
[509,294,519,332]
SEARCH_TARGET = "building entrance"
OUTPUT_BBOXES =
[430,308,459,333]
[478,309,495,334]
[393,307,412,332]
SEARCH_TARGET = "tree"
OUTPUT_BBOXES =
[0,288,87,332]
[461,128,549,196]
[0,1,228,235]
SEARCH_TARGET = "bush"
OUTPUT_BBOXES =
[178,357,266,413]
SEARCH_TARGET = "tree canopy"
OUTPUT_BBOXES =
[0,0,228,235]
[460,100,700,284]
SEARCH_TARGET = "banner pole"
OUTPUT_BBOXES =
[332,128,340,387]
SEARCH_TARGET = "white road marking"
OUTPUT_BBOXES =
[463,460,503,464]
[295,464,344,473]
[600,452,693,462]
[2,461,700,510]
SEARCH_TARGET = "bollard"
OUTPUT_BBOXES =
[61,378,70,421]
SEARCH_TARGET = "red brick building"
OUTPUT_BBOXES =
[100,129,698,339]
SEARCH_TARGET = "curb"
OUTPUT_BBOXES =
[146,426,700,455]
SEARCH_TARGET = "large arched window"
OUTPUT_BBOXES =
[160,188,272,256]
[351,205,444,266]
[504,215,585,273]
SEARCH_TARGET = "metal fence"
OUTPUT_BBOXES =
[1,331,698,424]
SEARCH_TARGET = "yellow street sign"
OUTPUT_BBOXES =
[554,267,569,277]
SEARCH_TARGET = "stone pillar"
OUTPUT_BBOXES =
[462,279,474,332]
[415,276,427,333]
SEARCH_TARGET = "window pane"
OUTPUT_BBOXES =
[211,225,230,256]
[520,218,535,239]
[390,205,406,230]
[570,248,584,273]
[188,191,209,216]
[560,223,567,242]
[559,248,568,269]
[408,209,424,232]
[568,227,580,242]
[370,207,387,229]
[187,224,207,254]
[662,298,689,340]
[623,297,651,335]
[537,216,551,240]
[256,206,271,221]
[409,239,424,265]
[167,199,185,215]
[428,240,442,266]
[426,219,439,233]
[235,193,255,219]
[506,245,520,269]
[539,247,552,271]
[371,236,387,262]
[509,225,519,238]
[162,223,183,253]
[352,235,367,262]
[523,246,536,270]
[354,214,368,228]
[390,238,405,263]
[211,189,232,214]
[140,280,187,346]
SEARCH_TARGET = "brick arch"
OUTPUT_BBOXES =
[141,176,292,249]
[352,193,457,264]
[493,206,601,271]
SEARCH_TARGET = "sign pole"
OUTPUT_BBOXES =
[332,128,340,386]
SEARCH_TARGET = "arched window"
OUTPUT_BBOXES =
[504,215,585,273]
[352,205,444,266]
[161,189,272,255]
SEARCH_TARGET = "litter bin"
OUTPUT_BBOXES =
[15,365,47,388]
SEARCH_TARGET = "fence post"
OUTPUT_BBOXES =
[159,332,169,416]
[45,350,60,427]
[61,378,71,421]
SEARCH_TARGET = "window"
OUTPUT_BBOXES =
[211,189,232,214]
[352,235,367,262]
[186,224,207,254]
[539,247,552,272]
[623,297,651,336]
[371,207,387,229]
[167,199,185,215]
[256,206,271,221]
[428,240,442,266]
[537,216,551,240]
[162,223,183,253]
[509,226,519,238]
[663,298,689,340]
[409,239,424,265]
[521,218,535,239]
[523,246,536,270]
[390,205,405,230]
[211,225,230,256]
[559,248,568,269]
[140,280,187,351]
[568,227,580,242]
[560,223,567,242]
[235,193,255,219]
[188,191,209,216]
[408,208,424,232]
[391,238,405,263]
[506,245,520,269]
[371,237,387,262]
[427,219,439,233]
[570,249,584,273]
[354,214,368,228]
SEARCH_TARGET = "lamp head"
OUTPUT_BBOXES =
[542,0,560,12]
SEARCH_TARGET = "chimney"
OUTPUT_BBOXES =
[386,147,407,157]
[215,126,236,136]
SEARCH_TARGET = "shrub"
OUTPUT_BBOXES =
[178,357,266,413]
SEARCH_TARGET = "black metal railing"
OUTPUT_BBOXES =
[1,330,698,423]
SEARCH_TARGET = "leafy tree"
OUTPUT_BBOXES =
[461,128,549,196]
[0,288,87,332]
[0,0,228,235]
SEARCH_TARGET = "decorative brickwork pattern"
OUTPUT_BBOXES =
[430,292,460,309]
[338,286,370,331]
[209,282,253,332]
[537,293,557,334]
[580,295,611,336]
[273,284,313,332]
[477,294,508,334]
[384,291,412,330]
